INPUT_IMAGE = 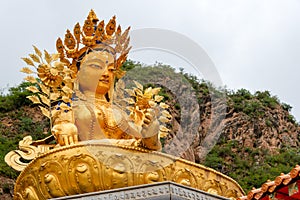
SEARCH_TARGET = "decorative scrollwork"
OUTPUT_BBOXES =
[5,136,55,171]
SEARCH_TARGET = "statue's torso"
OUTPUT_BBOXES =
[74,101,134,141]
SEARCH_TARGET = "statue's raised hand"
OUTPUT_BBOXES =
[140,108,161,150]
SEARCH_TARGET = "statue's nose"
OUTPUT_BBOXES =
[102,69,109,78]
[102,73,109,78]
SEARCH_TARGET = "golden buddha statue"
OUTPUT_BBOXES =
[53,44,162,150]
[18,9,164,151]
[5,10,245,200]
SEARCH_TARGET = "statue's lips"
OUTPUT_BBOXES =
[99,79,109,84]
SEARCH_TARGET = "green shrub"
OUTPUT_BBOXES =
[282,103,292,112]
[0,82,33,112]
[205,144,300,192]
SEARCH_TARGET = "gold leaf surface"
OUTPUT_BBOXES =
[51,53,60,61]
[50,92,60,101]
[21,58,35,66]
[44,50,52,64]
[29,54,40,63]
[154,95,164,102]
[133,80,143,91]
[159,125,170,132]
[162,110,172,118]
[152,87,161,95]
[62,86,73,94]
[24,76,37,83]
[27,95,41,104]
[158,116,170,123]
[159,102,169,109]
[62,96,70,103]
[159,131,168,138]
[20,67,34,74]
[54,61,65,71]
[144,87,153,96]
[33,45,42,57]
[26,86,39,93]
[38,83,49,95]
[59,102,71,111]
[38,94,50,106]
[51,109,60,119]
[39,106,50,118]
[124,98,135,104]
[125,89,135,96]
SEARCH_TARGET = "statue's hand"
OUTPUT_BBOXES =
[140,109,161,151]
[141,108,160,138]
[52,123,78,146]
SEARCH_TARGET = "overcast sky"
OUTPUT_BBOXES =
[1,0,300,120]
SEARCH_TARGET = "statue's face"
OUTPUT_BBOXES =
[78,50,115,95]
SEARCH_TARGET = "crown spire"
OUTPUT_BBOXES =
[88,9,99,23]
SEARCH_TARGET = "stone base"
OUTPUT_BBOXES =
[51,181,229,200]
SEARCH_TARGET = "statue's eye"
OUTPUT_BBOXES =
[89,64,103,69]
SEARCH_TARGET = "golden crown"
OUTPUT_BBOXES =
[56,9,131,78]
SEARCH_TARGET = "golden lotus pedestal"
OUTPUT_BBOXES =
[13,141,244,200]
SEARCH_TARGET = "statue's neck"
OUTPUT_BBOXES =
[82,91,109,103]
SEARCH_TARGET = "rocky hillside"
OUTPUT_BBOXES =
[202,88,300,191]
[0,62,299,198]
[164,69,300,191]
[123,62,300,191]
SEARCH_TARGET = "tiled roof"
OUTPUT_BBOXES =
[238,165,300,200]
